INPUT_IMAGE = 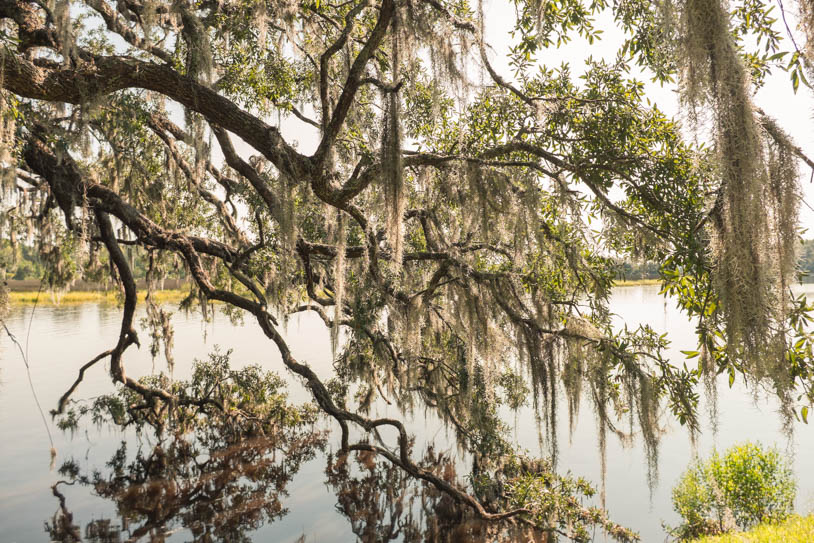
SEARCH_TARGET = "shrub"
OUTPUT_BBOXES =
[669,442,796,540]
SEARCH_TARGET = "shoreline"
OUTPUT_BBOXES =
[8,289,189,305]
[4,278,190,305]
[7,282,661,305]
[613,278,662,286]
[8,278,811,305]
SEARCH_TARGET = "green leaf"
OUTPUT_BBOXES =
[802,406,809,424]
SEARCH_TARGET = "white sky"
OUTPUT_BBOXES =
[243,1,814,232]
[478,0,814,230]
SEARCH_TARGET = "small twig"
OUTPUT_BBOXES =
[1,321,56,456]
[776,0,805,59]
[25,280,43,374]
[52,350,113,415]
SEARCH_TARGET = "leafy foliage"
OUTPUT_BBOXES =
[669,442,796,540]
[57,349,318,435]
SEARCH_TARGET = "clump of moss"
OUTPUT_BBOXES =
[678,0,801,381]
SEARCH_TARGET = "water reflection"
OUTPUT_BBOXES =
[325,448,549,543]
[46,434,553,543]
[46,426,327,542]
[42,349,330,543]
[4,288,814,542]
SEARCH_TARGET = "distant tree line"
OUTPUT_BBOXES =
[798,239,814,282]
[7,240,814,285]
[0,241,184,283]
[620,239,814,282]
[0,240,42,281]
[615,260,662,281]
[7,239,814,286]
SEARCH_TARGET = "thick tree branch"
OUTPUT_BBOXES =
[1,48,310,180]
[314,0,396,163]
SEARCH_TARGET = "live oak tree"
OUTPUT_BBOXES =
[1,0,814,539]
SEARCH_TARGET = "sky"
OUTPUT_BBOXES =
[478,0,814,230]
[235,0,814,233]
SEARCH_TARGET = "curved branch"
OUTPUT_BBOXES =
[1,49,310,181]
[52,349,112,415]
[319,0,370,128]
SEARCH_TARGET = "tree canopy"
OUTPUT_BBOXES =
[1,0,814,539]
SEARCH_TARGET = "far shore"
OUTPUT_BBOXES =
[6,278,658,305]
[613,278,662,286]
[5,278,187,292]
[7,289,189,305]
[5,279,190,305]
[6,277,811,305]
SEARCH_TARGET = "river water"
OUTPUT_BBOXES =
[1,285,813,542]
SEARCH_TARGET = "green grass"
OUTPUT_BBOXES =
[692,515,814,543]
[9,289,189,305]
[613,278,662,286]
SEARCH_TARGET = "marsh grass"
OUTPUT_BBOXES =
[692,515,814,543]
[614,279,662,287]
[9,289,189,305]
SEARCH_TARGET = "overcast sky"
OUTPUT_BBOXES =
[479,0,814,231]
[262,1,814,233]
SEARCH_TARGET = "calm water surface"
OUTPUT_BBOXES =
[1,285,813,542]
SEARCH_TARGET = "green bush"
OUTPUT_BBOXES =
[669,442,796,540]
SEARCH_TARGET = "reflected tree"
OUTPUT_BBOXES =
[47,439,621,542]
[326,447,628,542]
[46,352,327,542]
[46,434,325,542]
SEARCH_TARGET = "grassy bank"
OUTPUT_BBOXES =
[9,280,663,304]
[692,515,814,542]
[613,278,662,286]
[9,289,189,305]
